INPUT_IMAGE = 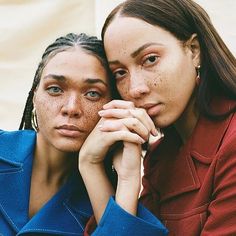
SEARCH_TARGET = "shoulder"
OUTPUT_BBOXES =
[213,112,236,178]
[218,112,236,153]
[0,129,36,146]
[225,110,236,133]
[0,128,35,136]
[0,129,36,163]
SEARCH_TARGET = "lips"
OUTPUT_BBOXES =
[141,103,163,117]
[56,124,85,138]
[141,103,158,110]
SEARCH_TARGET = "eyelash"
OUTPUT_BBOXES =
[112,54,159,80]
[113,69,128,80]
[85,90,102,100]
[46,86,63,95]
[142,54,159,67]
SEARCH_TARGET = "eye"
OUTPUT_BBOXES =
[46,86,63,95]
[85,91,101,100]
[142,55,159,67]
[113,69,128,80]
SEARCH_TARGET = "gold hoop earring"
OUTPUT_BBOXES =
[31,108,39,131]
[196,65,201,85]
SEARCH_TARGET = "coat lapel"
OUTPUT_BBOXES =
[143,98,235,202]
[0,130,93,235]
[0,130,35,232]
[191,98,235,158]
[18,173,93,235]
[144,126,201,202]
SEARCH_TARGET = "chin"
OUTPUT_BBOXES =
[55,140,83,153]
[153,116,174,129]
[59,147,81,153]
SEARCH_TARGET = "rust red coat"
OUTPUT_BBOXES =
[141,98,236,235]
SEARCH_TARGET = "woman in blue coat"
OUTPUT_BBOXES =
[0,33,167,235]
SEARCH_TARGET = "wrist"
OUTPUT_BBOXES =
[78,158,104,174]
[115,179,141,216]
[117,175,141,195]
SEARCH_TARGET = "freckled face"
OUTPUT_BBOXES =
[104,17,198,128]
[34,47,111,152]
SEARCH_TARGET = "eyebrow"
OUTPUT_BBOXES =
[109,42,163,65]
[43,74,108,87]
[43,74,66,81]
[131,42,162,58]
[83,78,108,87]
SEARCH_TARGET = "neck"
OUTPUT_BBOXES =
[174,95,199,144]
[33,136,77,185]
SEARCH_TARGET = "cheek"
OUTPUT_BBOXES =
[81,99,109,131]
[84,106,100,120]
[35,97,60,128]
[156,59,190,96]
[116,82,129,100]
[150,70,162,87]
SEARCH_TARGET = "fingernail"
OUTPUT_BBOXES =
[152,128,159,136]
[140,138,146,144]
[98,111,104,116]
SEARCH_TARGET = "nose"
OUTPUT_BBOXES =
[61,93,82,118]
[128,71,150,99]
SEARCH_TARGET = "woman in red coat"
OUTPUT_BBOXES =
[81,0,236,235]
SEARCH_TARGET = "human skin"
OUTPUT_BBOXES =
[29,47,111,217]
[79,98,158,221]
[79,15,201,223]
[103,16,200,143]
[34,47,111,153]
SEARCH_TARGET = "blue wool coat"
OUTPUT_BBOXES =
[0,129,168,236]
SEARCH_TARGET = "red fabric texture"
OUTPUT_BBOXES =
[140,98,236,235]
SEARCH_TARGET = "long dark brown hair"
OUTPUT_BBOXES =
[102,0,236,120]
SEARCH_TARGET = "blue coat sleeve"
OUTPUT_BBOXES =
[91,197,168,236]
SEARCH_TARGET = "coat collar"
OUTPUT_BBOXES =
[143,98,235,202]
[0,130,93,235]
[18,173,93,235]
[0,130,35,232]
[191,97,235,158]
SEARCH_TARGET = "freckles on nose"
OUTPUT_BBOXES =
[129,80,150,97]
[68,97,77,107]
[61,95,82,116]
[65,101,77,112]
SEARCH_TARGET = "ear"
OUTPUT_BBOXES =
[186,33,201,67]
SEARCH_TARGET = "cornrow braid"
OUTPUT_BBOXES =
[19,33,113,130]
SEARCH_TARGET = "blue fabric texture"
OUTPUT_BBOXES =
[0,129,168,235]
[93,197,168,236]
[0,130,93,235]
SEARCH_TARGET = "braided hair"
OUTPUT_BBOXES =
[19,33,114,130]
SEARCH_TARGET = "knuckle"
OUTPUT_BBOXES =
[127,109,134,117]
[134,107,145,117]
[128,101,135,107]
[131,119,139,128]
[117,121,125,130]
[139,108,146,116]
[119,131,126,139]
